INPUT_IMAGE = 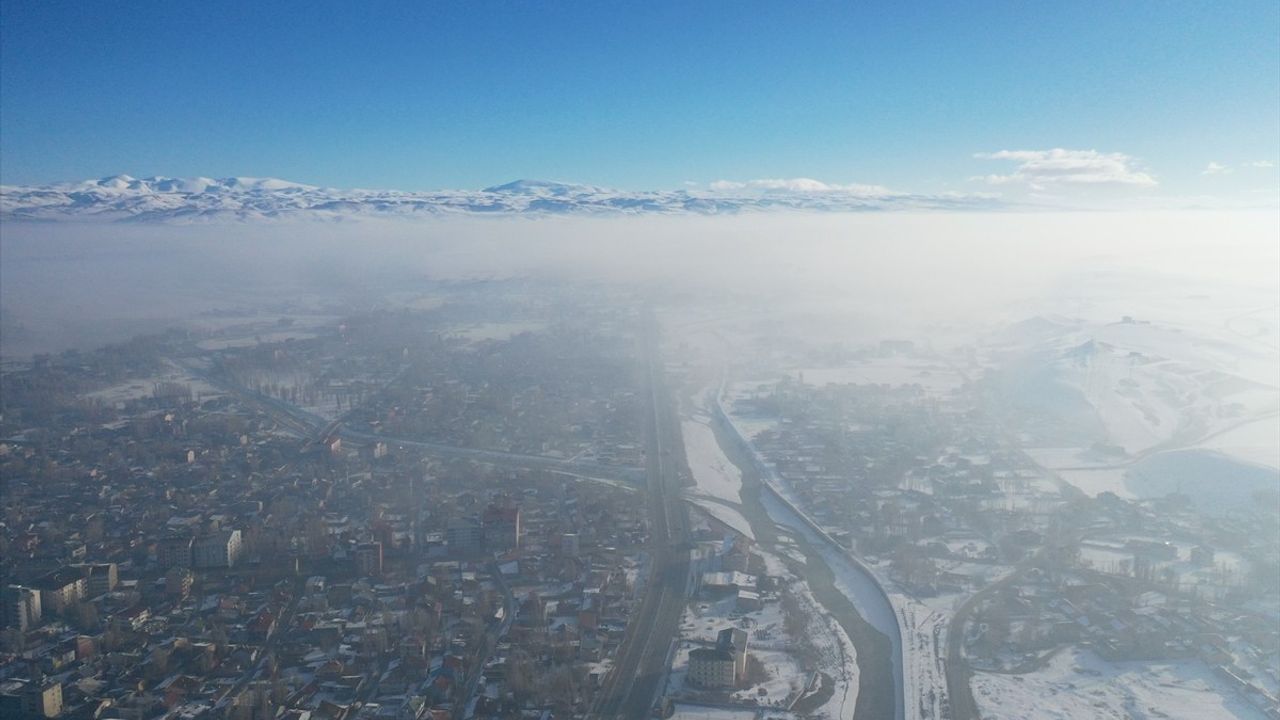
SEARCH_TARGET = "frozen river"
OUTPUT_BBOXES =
[713,390,907,720]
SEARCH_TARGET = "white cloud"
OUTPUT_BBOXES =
[1202,161,1231,175]
[1248,160,1275,168]
[708,178,892,195]
[974,148,1157,187]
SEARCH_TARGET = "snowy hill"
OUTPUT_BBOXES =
[990,317,1280,457]
[0,175,1002,223]
[482,179,605,195]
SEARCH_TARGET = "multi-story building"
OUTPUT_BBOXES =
[4,586,42,632]
[157,536,194,570]
[33,569,86,616]
[194,530,242,568]
[687,627,749,688]
[73,563,118,598]
[445,519,484,554]
[561,533,580,557]
[165,568,194,599]
[354,541,383,577]
[482,504,521,550]
[687,646,736,688]
[0,680,62,718]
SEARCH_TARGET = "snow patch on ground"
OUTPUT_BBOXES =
[1200,415,1280,470]
[994,317,1279,460]
[683,416,744,505]
[195,330,317,350]
[1125,449,1280,513]
[1053,467,1134,498]
[733,648,806,706]
[83,359,226,405]
[681,401,753,540]
[446,322,544,343]
[971,646,1268,720]
[686,498,755,541]
[669,704,795,720]
[789,360,964,397]
[791,578,859,720]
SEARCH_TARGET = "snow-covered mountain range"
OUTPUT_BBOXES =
[0,175,1001,222]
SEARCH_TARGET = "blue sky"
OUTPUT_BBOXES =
[2,1,1277,200]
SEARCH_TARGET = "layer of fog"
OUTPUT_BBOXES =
[2,211,1277,357]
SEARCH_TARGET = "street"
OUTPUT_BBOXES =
[591,312,691,720]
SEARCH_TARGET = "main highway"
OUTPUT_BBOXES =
[590,312,691,720]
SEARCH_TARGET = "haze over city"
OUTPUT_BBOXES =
[1,3,1277,720]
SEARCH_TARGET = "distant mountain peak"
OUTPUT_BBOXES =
[483,179,603,195]
[0,174,1004,223]
[95,174,138,188]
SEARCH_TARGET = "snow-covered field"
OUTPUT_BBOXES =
[195,329,318,350]
[1201,415,1280,470]
[971,646,1268,720]
[723,382,782,440]
[682,416,744,506]
[1078,544,1134,573]
[992,317,1280,460]
[687,499,755,541]
[1052,467,1133,499]
[1125,450,1279,513]
[83,360,225,405]
[731,648,806,707]
[1049,448,1280,513]
[669,704,796,720]
[788,359,964,397]
[1078,538,1249,595]
[446,322,544,343]
[1024,447,1122,470]
[681,394,755,540]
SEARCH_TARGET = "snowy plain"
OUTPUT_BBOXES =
[971,646,1268,720]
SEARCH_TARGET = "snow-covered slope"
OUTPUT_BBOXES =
[0,175,1001,222]
[989,317,1280,456]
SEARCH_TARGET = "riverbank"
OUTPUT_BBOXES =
[709,410,899,720]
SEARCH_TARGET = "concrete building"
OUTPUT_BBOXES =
[354,541,384,577]
[166,568,194,599]
[445,518,484,554]
[193,530,242,569]
[688,628,748,688]
[157,536,194,570]
[701,571,756,594]
[561,533,580,557]
[74,563,118,598]
[33,569,86,615]
[688,646,737,688]
[0,680,62,718]
[4,585,42,632]
[482,504,521,550]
